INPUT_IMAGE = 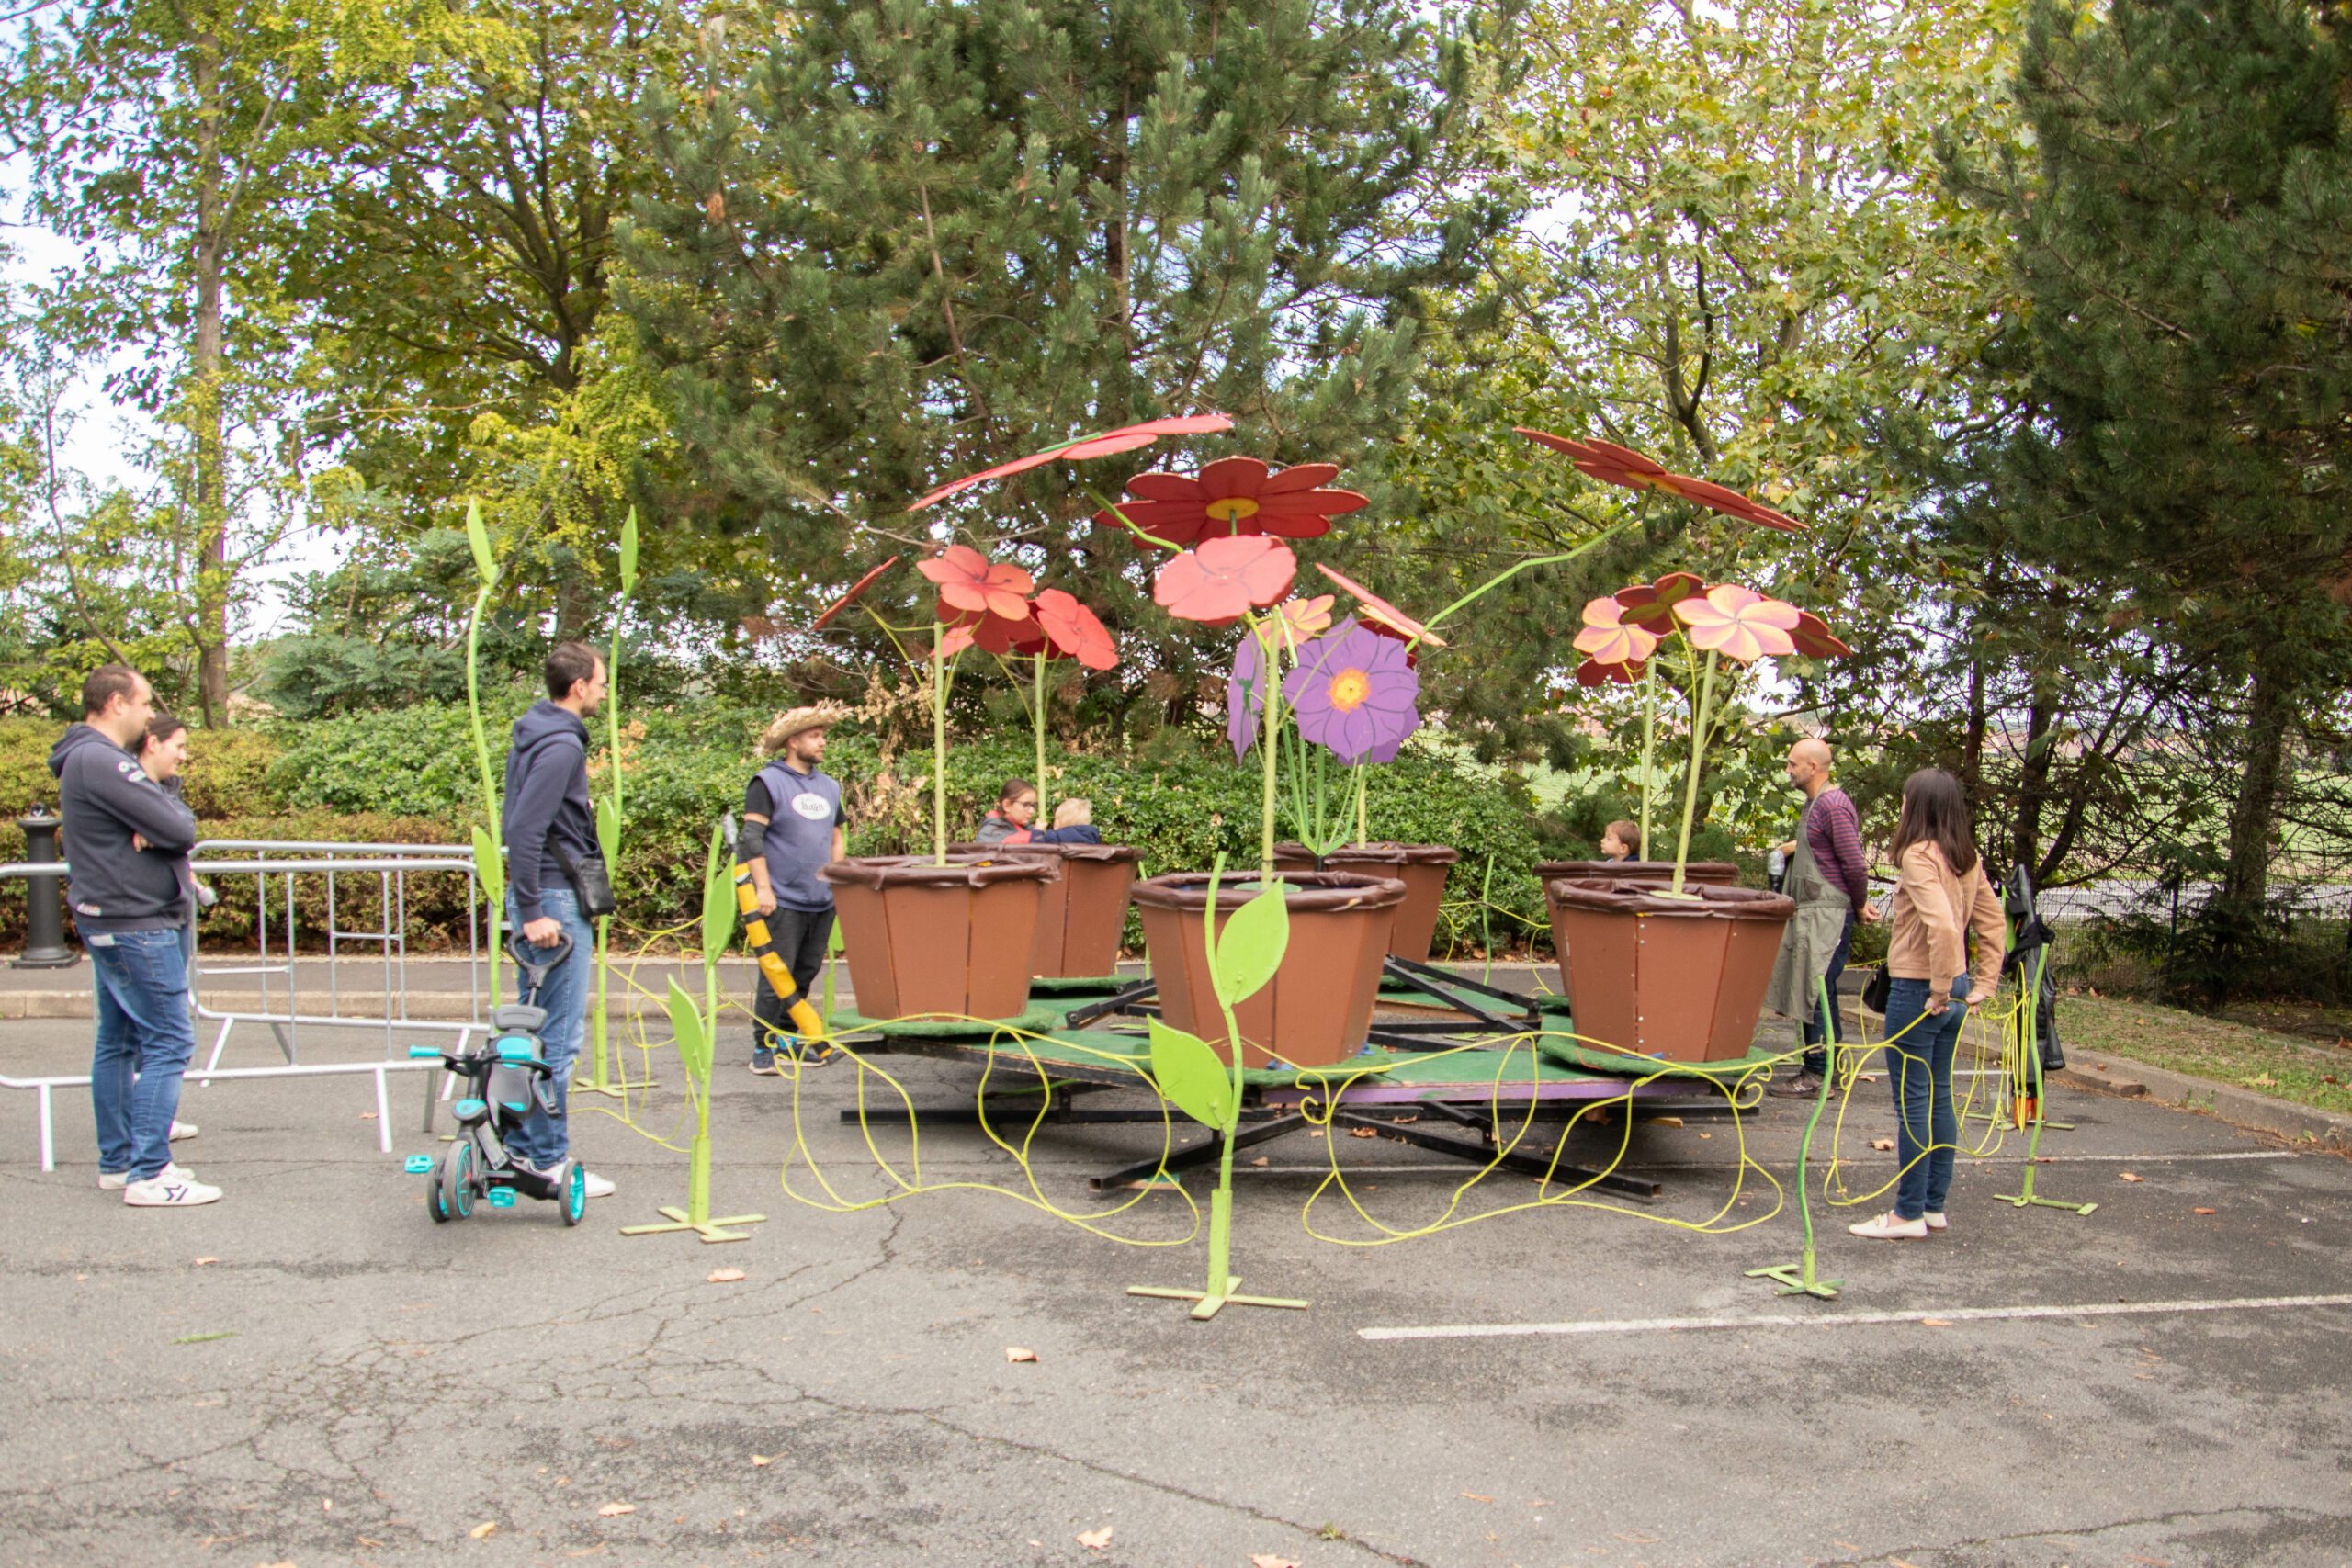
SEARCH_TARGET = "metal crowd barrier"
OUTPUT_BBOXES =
[187,840,486,1072]
[0,840,492,1170]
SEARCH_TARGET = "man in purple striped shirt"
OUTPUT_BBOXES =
[1764,739,1879,1097]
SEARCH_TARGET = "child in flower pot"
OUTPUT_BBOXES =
[1600,819,1639,863]
[973,778,1039,845]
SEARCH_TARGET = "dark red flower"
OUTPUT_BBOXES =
[1790,610,1851,660]
[918,544,1033,620]
[808,556,901,633]
[1572,656,1645,688]
[1152,536,1297,626]
[1515,427,1804,533]
[1094,457,1367,549]
[1031,588,1118,671]
[908,414,1234,511]
[1314,563,1448,649]
[1612,571,1709,632]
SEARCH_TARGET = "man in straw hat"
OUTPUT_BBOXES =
[740,705,848,1073]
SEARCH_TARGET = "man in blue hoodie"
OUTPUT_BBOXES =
[51,665,213,1206]
[500,641,616,1199]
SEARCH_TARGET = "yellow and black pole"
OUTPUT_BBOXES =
[732,858,828,1045]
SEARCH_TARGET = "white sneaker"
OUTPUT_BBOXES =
[123,1173,222,1207]
[1924,1211,1949,1232]
[100,1162,193,1190]
[582,1168,616,1199]
[1849,1211,1928,1240]
[169,1119,198,1141]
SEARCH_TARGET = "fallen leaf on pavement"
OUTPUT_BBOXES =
[1615,1531,1659,1543]
[1004,1346,1038,1363]
[470,1520,499,1540]
[1076,1526,1114,1550]
[2120,1172,2143,1183]
[1870,1138,1895,1152]
[707,1268,747,1283]
[1250,1156,1270,1167]
[1461,1492,1494,1502]
[193,1257,219,1266]
[597,1502,636,1517]
[2193,1207,2216,1215]
[1348,1126,1378,1138]
[751,1455,774,1467]
[1250,1556,1301,1568]
[1920,1318,1953,1328]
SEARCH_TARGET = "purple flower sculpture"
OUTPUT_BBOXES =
[1283,617,1419,764]
[1227,634,1265,761]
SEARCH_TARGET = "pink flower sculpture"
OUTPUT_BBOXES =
[1672,584,1803,663]
[1571,595,1658,669]
[919,545,1034,620]
[1031,588,1119,671]
[1153,536,1298,626]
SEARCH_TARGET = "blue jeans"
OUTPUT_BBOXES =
[88,927,198,1180]
[1882,976,1968,1220]
[503,888,593,1168]
[1802,909,1859,1072]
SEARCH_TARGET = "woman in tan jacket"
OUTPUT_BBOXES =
[1849,769,2007,1241]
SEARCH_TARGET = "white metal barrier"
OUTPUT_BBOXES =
[0,1057,440,1171]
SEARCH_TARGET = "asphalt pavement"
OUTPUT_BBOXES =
[2,1017,2348,1568]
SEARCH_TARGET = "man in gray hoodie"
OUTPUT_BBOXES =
[50,666,213,1206]
[499,641,616,1199]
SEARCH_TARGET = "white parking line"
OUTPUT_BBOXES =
[1360,1292,2352,1342]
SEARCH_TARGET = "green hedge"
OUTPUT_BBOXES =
[1,705,1635,957]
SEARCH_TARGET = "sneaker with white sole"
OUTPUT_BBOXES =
[1924,1211,1949,1231]
[582,1168,615,1199]
[123,1173,222,1207]
[99,1161,193,1191]
[170,1119,198,1141]
[1849,1211,1928,1240]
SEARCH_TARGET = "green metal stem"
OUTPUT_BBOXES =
[1034,649,1049,820]
[1354,766,1369,848]
[932,624,948,866]
[463,579,503,1009]
[1668,649,1721,895]
[1420,523,1631,636]
[1638,662,1658,862]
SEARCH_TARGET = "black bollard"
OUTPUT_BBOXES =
[15,807,79,969]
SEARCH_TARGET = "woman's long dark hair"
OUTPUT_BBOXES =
[995,776,1035,807]
[1888,768,1980,877]
[141,714,188,752]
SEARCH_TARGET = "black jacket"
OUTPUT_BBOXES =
[501,700,601,921]
[49,724,199,933]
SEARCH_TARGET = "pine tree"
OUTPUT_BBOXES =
[617,0,1515,714]
[1972,0,2352,919]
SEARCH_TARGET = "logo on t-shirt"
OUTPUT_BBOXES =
[790,791,832,823]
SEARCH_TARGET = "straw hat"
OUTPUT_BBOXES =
[758,705,847,755]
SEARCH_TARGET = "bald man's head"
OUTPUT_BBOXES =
[1786,737,1834,794]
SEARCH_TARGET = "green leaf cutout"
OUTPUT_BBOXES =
[666,976,710,1085]
[1211,882,1289,1009]
[699,824,736,972]
[595,795,620,865]
[470,823,503,903]
[464,498,497,587]
[1148,1018,1234,1132]
[618,506,639,595]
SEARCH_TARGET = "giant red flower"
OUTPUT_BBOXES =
[1031,588,1118,671]
[933,596,1044,657]
[1314,563,1448,651]
[1094,457,1367,549]
[1152,536,1297,626]
[1515,427,1804,533]
[918,544,1034,620]
[809,556,900,633]
[908,414,1234,511]
[1673,584,1802,664]
[1571,595,1658,668]
[1573,656,1645,688]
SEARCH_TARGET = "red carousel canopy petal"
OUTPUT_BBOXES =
[907,413,1234,510]
[1032,587,1119,671]
[1573,656,1645,688]
[1251,488,1368,518]
[808,556,901,633]
[1248,513,1334,540]
[1657,472,1807,534]
[1581,438,1668,478]
[1124,471,1204,502]
[1258,462,1341,495]
[1315,562,1449,649]
[1515,427,1605,461]
[1614,571,1710,631]
[1791,610,1851,659]
[1197,455,1272,495]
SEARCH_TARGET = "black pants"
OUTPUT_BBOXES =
[1802,910,1859,1075]
[750,904,835,1051]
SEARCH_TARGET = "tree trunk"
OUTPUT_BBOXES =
[2010,680,2056,876]
[191,18,231,728]
[2222,652,2292,911]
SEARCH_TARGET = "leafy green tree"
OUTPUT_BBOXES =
[1954,0,2352,918]
[618,0,1520,717]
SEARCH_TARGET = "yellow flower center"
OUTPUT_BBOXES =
[1329,669,1371,712]
[1204,495,1261,525]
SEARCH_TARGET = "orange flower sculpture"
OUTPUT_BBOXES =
[1097,457,1368,548]
[1515,427,1804,533]
[1153,536,1299,626]
[1571,595,1658,668]
[919,545,1034,620]
[1671,584,1803,664]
